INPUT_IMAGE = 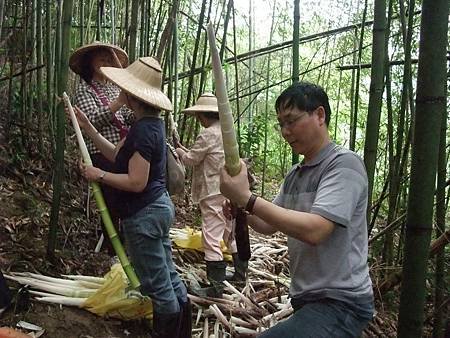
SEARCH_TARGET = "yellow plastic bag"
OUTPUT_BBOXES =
[83,264,152,320]
[172,227,232,261]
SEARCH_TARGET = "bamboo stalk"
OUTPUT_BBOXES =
[5,275,96,297]
[230,316,258,329]
[63,92,140,289]
[223,280,256,309]
[62,274,105,284]
[36,296,87,307]
[247,266,290,287]
[262,307,293,323]
[13,272,100,289]
[209,304,231,330]
[203,318,208,338]
[206,21,240,176]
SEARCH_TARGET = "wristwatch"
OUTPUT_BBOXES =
[99,171,107,181]
[245,193,258,214]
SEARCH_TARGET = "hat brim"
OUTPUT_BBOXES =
[182,105,219,115]
[101,67,173,111]
[69,43,128,75]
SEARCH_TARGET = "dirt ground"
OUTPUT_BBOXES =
[1,302,151,338]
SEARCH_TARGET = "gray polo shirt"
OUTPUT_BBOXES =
[274,142,373,307]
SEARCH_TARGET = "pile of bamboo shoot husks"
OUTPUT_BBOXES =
[173,228,293,337]
[5,228,291,337]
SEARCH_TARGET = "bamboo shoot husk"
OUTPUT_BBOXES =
[206,22,240,176]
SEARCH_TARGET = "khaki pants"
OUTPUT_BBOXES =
[199,194,237,261]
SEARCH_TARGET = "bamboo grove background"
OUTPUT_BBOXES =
[0,0,449,337]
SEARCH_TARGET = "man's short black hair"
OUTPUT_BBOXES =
[275,81,331,126]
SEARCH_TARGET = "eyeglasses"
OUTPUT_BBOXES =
[274,111,309,131]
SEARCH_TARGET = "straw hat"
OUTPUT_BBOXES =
[182,93,219,115]
[69,41,128,75]
[100,57,173,111]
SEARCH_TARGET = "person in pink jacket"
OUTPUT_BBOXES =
[176,93,247,298]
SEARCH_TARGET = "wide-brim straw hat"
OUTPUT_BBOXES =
[182,93,219,115]
[69,41,128,75]
[100,57,173,111]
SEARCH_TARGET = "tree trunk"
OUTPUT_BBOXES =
[47,0,74,259]
[432,74,448,338]
[196,0,213,99]
[36,0,44,153]
[246,0,254,157]
[19,0,29,151]
[179,0,207,143]
[110,0,115,44]
[291,0,299,164]
[350,0,368,151]
[0,0,5,38]
[170,9,179,121]
[261,0,277,198]
[397,0,449,336]
[79,0,84,45]
[363,0,386,208]
[128,0,139,62]
[218,0,232,62]
[231,0,242,153]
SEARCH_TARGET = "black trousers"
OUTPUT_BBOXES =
[0,270,11,309]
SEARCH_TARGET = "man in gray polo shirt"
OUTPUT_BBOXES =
[220,82,374,337]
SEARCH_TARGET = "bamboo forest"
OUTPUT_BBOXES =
[0,0,448,337]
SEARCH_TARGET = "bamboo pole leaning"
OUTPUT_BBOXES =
[62,92,140,289]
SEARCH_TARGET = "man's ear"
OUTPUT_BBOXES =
[316,106,326,125]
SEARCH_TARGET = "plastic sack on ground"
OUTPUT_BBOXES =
[83,264,152,320]
[171,227,232,261]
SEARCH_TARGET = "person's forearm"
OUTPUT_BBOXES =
[250,197,334,245]
[84,127,116,162]
[247,214,278,235]
[178,149,203,166]
[99,172,146,193]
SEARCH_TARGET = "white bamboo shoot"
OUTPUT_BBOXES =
[206,22,241,176]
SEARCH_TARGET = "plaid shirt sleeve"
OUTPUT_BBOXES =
[73,82,114,129]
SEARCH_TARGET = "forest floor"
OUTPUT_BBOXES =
[0,123,437,337]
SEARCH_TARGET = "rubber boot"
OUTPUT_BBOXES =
[205,261,226,298]
[225,253,248,282]
[178,298,192,338]
[152,310,182,338]
[0,271,11,315]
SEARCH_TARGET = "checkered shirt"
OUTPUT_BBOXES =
[73,79,134,154]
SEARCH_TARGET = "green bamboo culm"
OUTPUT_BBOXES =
[206,22,241,176]
[63,93,140,290]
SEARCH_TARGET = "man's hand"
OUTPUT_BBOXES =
[220,159,252,208]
